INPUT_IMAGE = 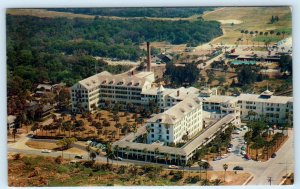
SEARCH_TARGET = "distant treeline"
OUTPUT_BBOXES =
[6,15,221,95]
[48,7,214,18]
[7,15,222,61]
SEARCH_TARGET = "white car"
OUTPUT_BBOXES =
[241,151,246,155]
[41,149,51,153]
[168,165,179,169]
[227,148,232,152]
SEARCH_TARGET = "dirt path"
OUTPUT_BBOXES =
[203,7,226,17]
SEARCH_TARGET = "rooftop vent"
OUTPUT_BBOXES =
[134,82,140,86]
[127,82,132,86]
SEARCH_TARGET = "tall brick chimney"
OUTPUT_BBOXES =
[146,42,151,72]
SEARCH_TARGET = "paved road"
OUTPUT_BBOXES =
[209,127,294,185]
[8,127,294,185]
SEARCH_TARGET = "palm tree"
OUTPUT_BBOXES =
[154,147,159,164]
[112,114,120,124]
[114,123,122,137]
[223,164,228,182]
[186,160,193,177]
[31,123,39,135]
[114,145,119,166]
[202,161,210,182]
[12,128,17,142]
[198,161,203,180]
[143,148,148,162]
[106,142,113,164]
[125,146,130,160]
[164,153,170,165]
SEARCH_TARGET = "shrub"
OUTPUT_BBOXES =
[186,176,200,183]
[55,156,63,164]
[57,165,69,173]
[169,170,175,175]
[171,171,184,181]
[13,153,21,160]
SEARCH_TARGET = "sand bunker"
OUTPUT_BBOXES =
[218,19,243,24]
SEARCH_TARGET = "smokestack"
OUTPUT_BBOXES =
[146,42,151,72]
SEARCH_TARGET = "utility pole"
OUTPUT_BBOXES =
[267,177,272,185]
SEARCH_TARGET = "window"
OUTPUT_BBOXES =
[166,130,169,134]
[166,136,169,140]
[151,134,154,138]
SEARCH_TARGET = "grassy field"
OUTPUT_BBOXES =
[7,9,96,19]
[203,7,292,44]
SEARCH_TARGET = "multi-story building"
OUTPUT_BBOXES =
[201,88,293,125]
[237,90,293,124]
[146,97,202,145]
[71,71,154,113]
[141,85,200,112]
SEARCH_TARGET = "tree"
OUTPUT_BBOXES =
[125,146,130,160]
[223,163,228,182]
[154,147,159,164]
[182,134,189,142]
[56,137,78,157]
[12,128,17,142]
[89,151,97,161]
[114,145,119,159]
[105,142,113,164]
[186,160,193,177]
[114,122,122,137]
[143,148,148,162]
[202,161,210,182]
[112,113,120,124]
[31,123,39,135]
[198,161,203,180]
[237,66,257,85]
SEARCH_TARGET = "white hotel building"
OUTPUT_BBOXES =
[71,71,155,113]
[146,97,202,145]
[201,88,293,125]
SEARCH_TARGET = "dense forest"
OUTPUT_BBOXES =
[49,7,214,18]
[6,15,221,95]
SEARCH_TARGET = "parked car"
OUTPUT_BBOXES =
[271,153,277,158]
[117,157,123,161]
[70,160,79,164]
[168,165,179,169]
[241,151,246,155]
[213,157,221,161]
[241,146,246,151]
[233,166,244,170]
[244,154,251,160]
[221,154,229,159]
[41,149,51,153]
[227,148,232,152]
[75,154,83,159]
[227,143,233,148]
